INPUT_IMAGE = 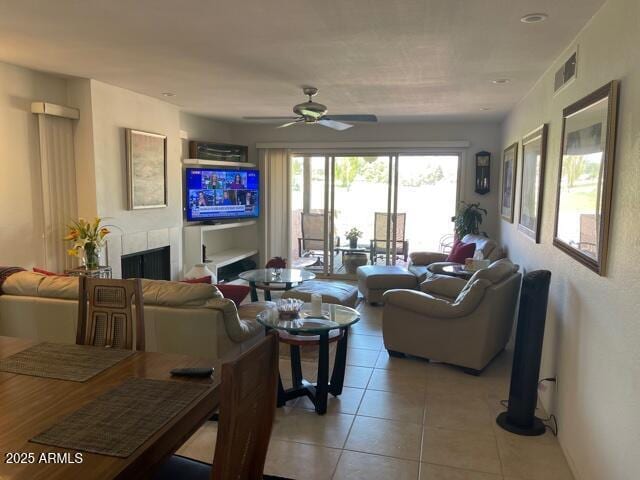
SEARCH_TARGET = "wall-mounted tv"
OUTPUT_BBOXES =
[185,167,259,222]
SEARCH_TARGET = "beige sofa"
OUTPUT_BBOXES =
[0,271,269,362]
[408,234,506,282]
[382,259,521,373]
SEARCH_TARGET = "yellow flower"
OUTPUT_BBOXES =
[99,227,110,238]
[67,248,79,257]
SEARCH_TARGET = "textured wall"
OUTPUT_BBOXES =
[498,0,640,478]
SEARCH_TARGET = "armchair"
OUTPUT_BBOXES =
[382,259,521,373]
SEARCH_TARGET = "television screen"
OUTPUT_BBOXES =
[185,168,259,221]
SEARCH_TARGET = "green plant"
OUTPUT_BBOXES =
[345,227,363,241]
[453,202,487,240]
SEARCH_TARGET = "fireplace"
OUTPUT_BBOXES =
[121,246,170,280]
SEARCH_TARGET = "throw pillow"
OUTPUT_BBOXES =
[446,241,476,264]
[33,267,60,276]
[181,276,212,284]
[215,284,251,307]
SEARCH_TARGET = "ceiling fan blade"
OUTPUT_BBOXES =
[323,114,378,122]
[317,119,353,131]
[277,120,304,128]
[299,108,323,119]
[243,116,299,121]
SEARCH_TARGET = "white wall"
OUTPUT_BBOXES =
[233,121,502,238]
[499,0,639,478]
[0,61,68,268]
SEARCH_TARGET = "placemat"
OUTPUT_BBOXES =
[31,378,210,457]
[0,342,134,382]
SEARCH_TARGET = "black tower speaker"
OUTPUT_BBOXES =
[496,270,551,436]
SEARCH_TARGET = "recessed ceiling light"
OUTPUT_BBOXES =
[480,107,491,111]
[492,78,511,85]
[161,92,176,97]
[520,13,548,23]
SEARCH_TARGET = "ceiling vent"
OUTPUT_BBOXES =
[554,51,578,93]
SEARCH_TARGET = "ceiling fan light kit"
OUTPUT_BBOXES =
[243,87,377,131]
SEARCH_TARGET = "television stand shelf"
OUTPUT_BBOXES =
[184,221,260,280]
[206,248,259,269]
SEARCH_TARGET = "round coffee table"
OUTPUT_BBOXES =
[441,264,474,280]
[257,304,360,415]
[239,268,316,302]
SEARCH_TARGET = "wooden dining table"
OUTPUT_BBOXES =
[0,336,220,480]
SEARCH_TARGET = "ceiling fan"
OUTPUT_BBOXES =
[243,87,377,131]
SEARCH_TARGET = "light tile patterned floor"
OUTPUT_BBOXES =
[179,301,574,480]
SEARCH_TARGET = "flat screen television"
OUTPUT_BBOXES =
[185,167,259,222]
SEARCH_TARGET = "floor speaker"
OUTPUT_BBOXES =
[496,270,551,436]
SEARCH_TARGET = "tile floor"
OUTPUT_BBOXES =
[179,301,574,480]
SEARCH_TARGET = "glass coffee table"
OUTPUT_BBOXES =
[257,304,360,415]
[239,268,316,302]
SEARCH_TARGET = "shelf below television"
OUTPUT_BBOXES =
[206,248,259,269]
[186,220,257,233]
[183,158,257,168]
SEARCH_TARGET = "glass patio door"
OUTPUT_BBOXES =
[290,152,459,277]
[290,155,329,272]
[329,156,392,275]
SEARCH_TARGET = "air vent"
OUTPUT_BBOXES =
[554,51,578,93]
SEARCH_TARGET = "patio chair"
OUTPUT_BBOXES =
[297,212,340,265]
[369,212,409,264]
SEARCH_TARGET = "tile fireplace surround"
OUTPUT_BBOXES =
[105,227,181,280]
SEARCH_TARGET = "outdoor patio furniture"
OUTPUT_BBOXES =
[369,212,409,264]
[298,212,340,265]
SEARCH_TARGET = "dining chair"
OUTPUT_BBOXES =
[76,276,145,351]
[152,331,280,480]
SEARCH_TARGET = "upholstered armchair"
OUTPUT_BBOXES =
[382,259,521,374]
[407,234,507,282]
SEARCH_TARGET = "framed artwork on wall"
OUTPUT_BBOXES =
[125,129,168,210]
[553,80,619,275]
[500,142,518,222]
[518,124,548,242]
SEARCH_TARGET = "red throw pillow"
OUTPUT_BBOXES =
[180,276,212,284]
[215,284,251,307]
[33,267,60,276]
[446,241,476,264]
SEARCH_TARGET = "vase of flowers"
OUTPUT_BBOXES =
[64,218,110,269]
[345,227,363,249]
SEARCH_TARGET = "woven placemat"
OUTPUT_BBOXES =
[0,342,134,382]
[31,378,210,457]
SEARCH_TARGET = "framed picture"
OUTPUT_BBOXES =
[518,124,548,242]
[553,81,619,275]
[500,142,518,222]
[125,129,168,210]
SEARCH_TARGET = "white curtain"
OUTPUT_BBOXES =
[258,148,290,263]
[36,114,78,272]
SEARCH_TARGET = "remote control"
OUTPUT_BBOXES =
[170,367,214,378]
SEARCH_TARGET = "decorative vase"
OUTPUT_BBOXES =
[349,238,358,248]
[185,263,217,283]
[83,244,100,270]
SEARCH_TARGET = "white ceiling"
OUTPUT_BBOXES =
[0,0,604,122]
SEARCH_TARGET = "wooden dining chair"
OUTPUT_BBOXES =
[152,331,280,480]
[76,276,145,351]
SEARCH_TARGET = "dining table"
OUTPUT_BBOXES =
[0,336,220,480]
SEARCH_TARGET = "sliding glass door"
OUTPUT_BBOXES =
[290,153,460,277]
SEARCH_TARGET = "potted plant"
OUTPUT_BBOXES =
[64,217,110,269]
[345,227,363,249]
[453,202,487,240]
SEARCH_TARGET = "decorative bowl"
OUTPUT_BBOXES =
[276,298,305,320]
